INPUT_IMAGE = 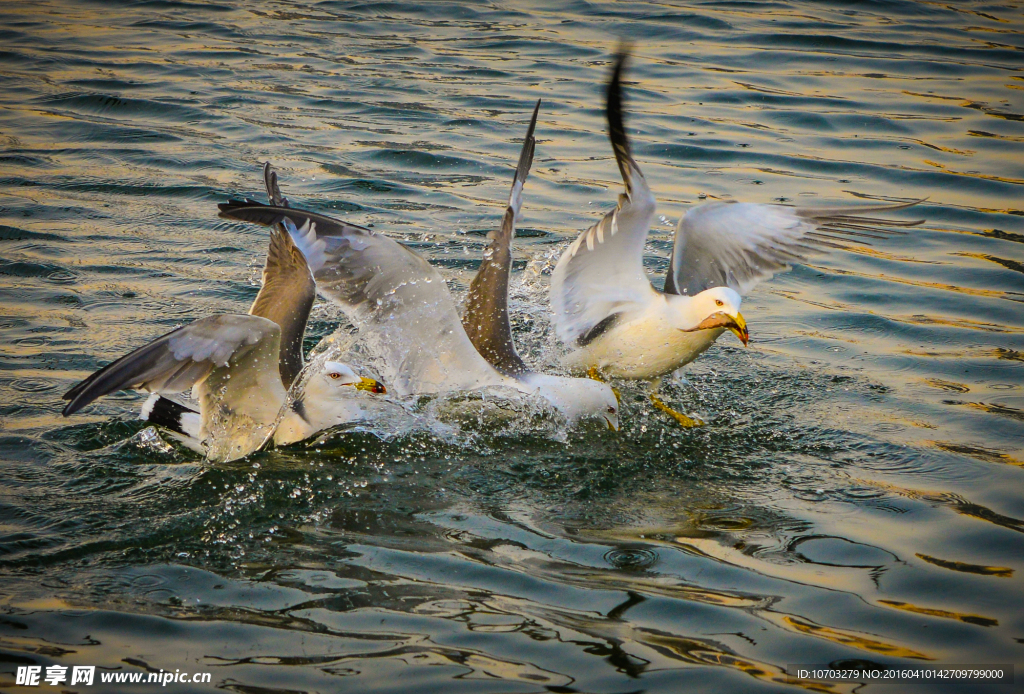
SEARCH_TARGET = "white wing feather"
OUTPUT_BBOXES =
[311,226,509,397]
[668,201,923,296]
[550,163,657,345]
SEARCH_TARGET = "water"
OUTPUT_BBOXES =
[1,0,1022,691]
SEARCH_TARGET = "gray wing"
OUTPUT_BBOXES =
[549,48,657,346]
[461,100,539,377]
[218,203,507,397]
[62,315,281,416]
[248,224,315,388]
[664,199,925,296]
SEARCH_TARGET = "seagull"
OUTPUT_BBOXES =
[550,49,924,426]
[217,107,620,431]
[61,223,386,462]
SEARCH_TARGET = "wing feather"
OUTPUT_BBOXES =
[263,162,289,207]
[62,315,280,416]
[462,100,539,377]
[664,200,925,296]
[249,225,315,388]
[549,49,657,345]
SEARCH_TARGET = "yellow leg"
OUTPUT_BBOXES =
[650,392,704,428]
[587,366,620,405]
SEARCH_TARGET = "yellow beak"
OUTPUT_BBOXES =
[354,377,386,394]
[684,311,749,346]
[729,312,749,346]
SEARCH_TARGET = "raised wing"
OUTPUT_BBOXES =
[248,224,316,388]
[62,315,281,415]
[665,200,925,296]
[549,49,657,346]
[462,100,539,377]
[218,202,506,397]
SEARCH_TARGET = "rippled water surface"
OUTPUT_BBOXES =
[2,0,1023,691]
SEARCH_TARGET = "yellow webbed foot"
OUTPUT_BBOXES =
[650,393,704,428]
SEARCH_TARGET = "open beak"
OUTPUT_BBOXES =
[355,377,386,394]
[605,416,619,432]
[686,311,749,346]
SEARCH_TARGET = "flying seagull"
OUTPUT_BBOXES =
[550,49,924,426]
[62,223,385,462]
[218,111,619,430]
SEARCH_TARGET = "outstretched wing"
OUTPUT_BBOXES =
[218,203,506,397]
[462,100,540,377]
[62,315,281,415]
[249,224,316,388]
[550,48,657,346]
[665,200,925,296]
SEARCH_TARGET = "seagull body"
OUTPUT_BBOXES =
[560,288,732,380]
[219,110,619,430]
[550,50,923,416]
[62,224,384,462]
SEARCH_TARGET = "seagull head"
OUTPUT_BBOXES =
[564,379,619,431]
[680,287,748,345]
[292,361,387,432]
[520,373,619,431]
[305,361,386,400]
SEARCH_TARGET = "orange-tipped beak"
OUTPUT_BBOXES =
[355,377,386,394]
[684,311,749,346]
[729,312,749,346]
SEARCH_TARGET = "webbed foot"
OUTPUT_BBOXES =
[649,393,704,428]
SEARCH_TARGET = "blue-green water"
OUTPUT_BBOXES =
[1,1,1022,692]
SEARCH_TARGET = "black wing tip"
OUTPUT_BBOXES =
[218,198,267,212]
[606,43,637,189]
[262,161,289,208]
[513,100,541,186]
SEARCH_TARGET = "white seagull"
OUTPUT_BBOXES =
[62,223,385,462]
[218,103,620,431]
[550,49,924,425]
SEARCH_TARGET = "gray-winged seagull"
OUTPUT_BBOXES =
[550,49,924,426]
[62,223,385,462]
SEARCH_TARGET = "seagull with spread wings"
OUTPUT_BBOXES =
[550,49,924,426]
[61,222,386,462]
[219,103,619,431]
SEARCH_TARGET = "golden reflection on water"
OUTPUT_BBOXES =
[878,599,998,627]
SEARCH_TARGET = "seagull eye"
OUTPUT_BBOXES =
[329,372,341,380]
[715,299,724,307]
[607,406,616,414]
